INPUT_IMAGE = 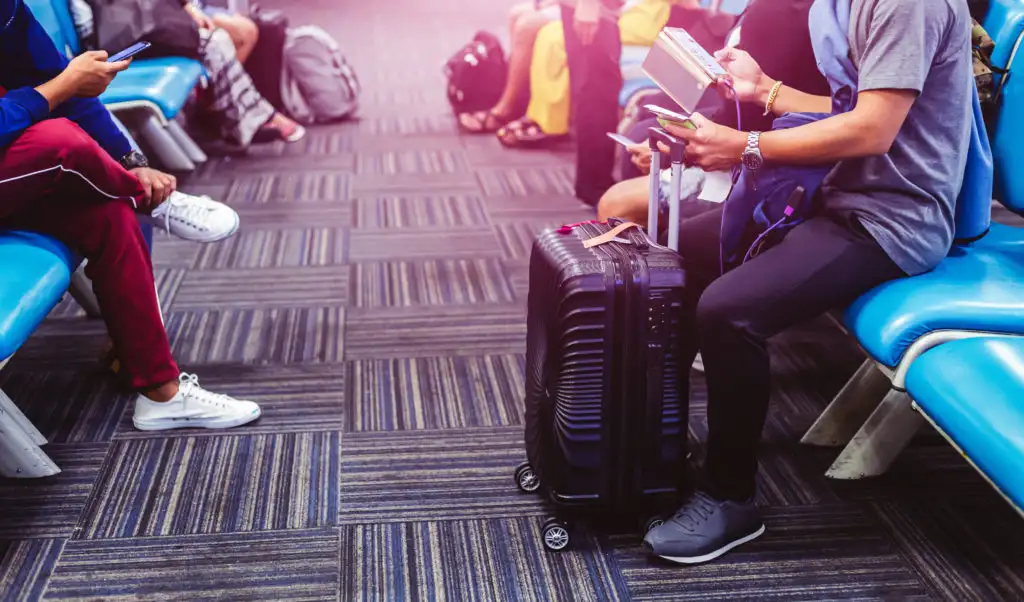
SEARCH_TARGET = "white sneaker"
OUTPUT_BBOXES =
[692,353,705,373]
[133,373,262,431]
[139,191,239,243]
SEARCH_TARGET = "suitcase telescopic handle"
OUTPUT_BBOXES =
[647,127,686,252]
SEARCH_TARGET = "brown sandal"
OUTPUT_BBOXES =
[496,118,566,149]
[458,110,510,133]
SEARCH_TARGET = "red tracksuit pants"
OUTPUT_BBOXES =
[0,118,179,390]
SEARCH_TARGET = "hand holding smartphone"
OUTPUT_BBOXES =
[644,104,697,130]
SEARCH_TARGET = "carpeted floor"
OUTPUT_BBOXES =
[3,0,1024,599]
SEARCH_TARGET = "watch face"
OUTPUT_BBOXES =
[742,150,763,170]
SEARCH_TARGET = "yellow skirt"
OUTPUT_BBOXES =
[525,0,671,136]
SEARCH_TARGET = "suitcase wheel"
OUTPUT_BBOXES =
[541,518,571,552]
[514,462,540,494]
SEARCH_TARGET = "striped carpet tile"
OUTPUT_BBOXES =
[46,528,338,601]
[0,444,107,539]
[5,319,109,370]
[339,427,541,524]
[76,432,340,539]
[165,306,345,365]
[351,259,514,307]
[484,194,594,223]
[150,238,201,269]
[0,370,129,443]
[492,222,548,261]
[0,538,63,602]
[223,172,352,204]
[351,172,480,197]
[114,364,346,440]
[226,202,353,230]
[191,228,348,269]
[171,266,352,310]
[871,500,1024,600]
[352,195,489,230]
[339,518,629,602]
[356,149,470,176]
[614,505,931,601]
[346,355,524,431]
[475,166,575,197]
[358,115,458,136]
[343,305,526,359]
[348,228,502,262]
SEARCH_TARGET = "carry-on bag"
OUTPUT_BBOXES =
[515,128,692,552]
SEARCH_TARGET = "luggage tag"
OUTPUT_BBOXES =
[583,221,643,249]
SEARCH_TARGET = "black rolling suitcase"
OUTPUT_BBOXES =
[515,129,692,552]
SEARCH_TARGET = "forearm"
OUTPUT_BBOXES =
[34,73,78,110]
[756,77,832,116]
[55,96,134,159]
[759,110,890,164]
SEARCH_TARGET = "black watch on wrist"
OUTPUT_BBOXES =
[119,150,149,170]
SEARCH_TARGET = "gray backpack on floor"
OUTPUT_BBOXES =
[281,25,360,124]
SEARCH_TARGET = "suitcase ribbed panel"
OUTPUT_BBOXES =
[524,223,688,512]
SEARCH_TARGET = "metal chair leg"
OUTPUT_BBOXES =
[137,113,196,172]
[801,359,892,447]
[0,383,59,478]
[68,262,103,319]
[825,388,926,480]
[166,120,209,164]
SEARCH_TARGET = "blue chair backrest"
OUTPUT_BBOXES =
[954,93,995,241]
[22,0,74,57]
[50,0,82,55]
[985,0,1024,215]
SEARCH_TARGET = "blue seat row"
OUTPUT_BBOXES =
[805,0,1024,517]
[24,0,204,121]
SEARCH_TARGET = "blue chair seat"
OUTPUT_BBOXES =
[906,337,1024,511]
[99,58,205,119]
[0,232,76,361]
[845,226,1024,368]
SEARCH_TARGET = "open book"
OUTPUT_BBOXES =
[641,27,729,114]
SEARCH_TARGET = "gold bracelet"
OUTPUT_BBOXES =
[763,80,783,116]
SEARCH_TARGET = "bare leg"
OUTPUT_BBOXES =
[493,9,558,118]
[212,13,259,64]
[597,176,651,223]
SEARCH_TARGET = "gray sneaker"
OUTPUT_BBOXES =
[643,491,765,564]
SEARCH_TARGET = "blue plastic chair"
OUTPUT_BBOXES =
[905,337,1024,515]
[802,1,1024,481]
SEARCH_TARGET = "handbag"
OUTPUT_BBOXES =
[89,0,200,59]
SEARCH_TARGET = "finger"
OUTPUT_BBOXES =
[714,47,737,63]
[86,50,109,61]
[657,141,670,154]
[107,59,132,72]
[665,122,698,142]
[139,178,153,204]
[166,174,177,194]
[689,112,709,128]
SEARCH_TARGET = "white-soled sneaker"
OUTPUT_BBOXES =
[133,373,262,431]
[139,191,239,243]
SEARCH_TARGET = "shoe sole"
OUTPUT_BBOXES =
[654,524,766,565]
[133,407,261,431]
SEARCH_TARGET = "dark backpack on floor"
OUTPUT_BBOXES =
[443,31,507,115]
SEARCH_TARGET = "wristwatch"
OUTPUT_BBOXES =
[119,150,149,171]
[741,131,763,171]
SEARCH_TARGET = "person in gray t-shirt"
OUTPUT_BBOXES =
[636,0,974,566]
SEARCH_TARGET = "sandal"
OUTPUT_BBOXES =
[496,118,566,149]
[458,109,509,134]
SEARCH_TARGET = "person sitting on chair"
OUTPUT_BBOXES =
[641,0,974,564]
[1,0,262,431]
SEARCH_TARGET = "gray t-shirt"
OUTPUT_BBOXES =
[821,0,974,276]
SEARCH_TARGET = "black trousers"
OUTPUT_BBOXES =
[676,207,905,501]
[560,5,622,205]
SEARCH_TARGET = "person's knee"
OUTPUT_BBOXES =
[597,180,646,223]
[216,14,259,49]
[25,119,102,164]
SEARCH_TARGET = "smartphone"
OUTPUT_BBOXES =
[606,132,639,148]
[107,41,151,63]
[645,104,697,130]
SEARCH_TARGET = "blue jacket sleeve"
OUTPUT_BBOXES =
[0,0,132,158]
[0,87,50,148]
